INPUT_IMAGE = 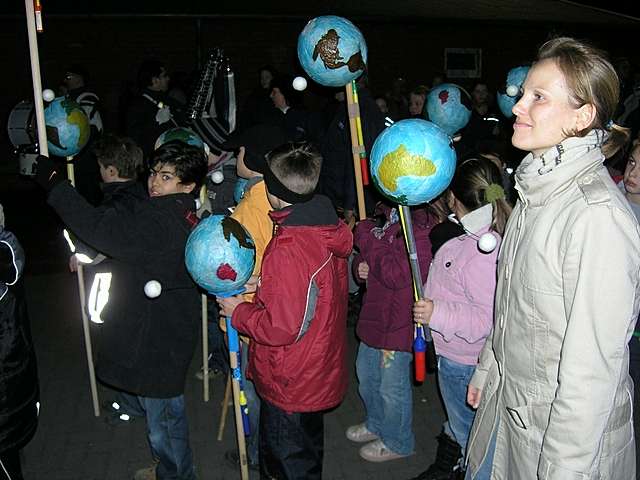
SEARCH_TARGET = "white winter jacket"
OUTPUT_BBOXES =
[467,131,640,480]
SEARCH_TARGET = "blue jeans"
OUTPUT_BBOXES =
[437,356,476,460]
[465,427,496,480]
[138,395,196,480]
[240,343,260,466]
[259,399,324,480]
[355,342,414,455]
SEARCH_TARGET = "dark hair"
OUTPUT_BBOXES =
[449,157,512,235]
[474,138,508,164]
[537,37,629,158]
[150,141,207,195]
[258,65,277,78]
[137,60,165,89]
[410,85,429,97]
[66,64,90,83]
[267,142,322,195]
[270,75,301,107]
[92,134,143,180]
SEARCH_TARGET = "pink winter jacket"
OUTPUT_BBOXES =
[423,226,500,366]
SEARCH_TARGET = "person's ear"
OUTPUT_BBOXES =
[180,182,196,194]
[575,103,597,132]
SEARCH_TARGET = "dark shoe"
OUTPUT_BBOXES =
[103,399,136,426]
[451,466,466,480]
[347,291,362,326]
[104,409,136,426]
[102,398,121,413]
[224,450,259,471]
[102,397,142,421]
[409,429,461,479]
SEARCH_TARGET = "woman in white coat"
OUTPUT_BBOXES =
[465,37,640,480]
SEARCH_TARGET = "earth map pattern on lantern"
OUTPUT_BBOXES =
[297,15,367,87]
[44,97,90,157]
[184,215,255,297]
[369,119,457,206]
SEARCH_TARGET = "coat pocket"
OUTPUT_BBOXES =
[503,402,549,451]
[600,386,634,459]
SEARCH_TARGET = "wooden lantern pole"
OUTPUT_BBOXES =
[199,186,210,402]
[25,0,100,416]
[344,80,367,221]
[225,316,249,480]
[66,160,101,416]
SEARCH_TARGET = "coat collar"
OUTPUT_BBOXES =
[268,195,338,227]
[460,204,493,235]
[514,130,607,207]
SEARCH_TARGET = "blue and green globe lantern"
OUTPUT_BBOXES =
[155,126,205,151]
[297,15,367,87]
[370,118,457,381]
[184,214,255,477]
[297,15,369,219]
[425,83,472,136]
[497,65,530,118]
[185,215,255,298]
[44,96,90,157]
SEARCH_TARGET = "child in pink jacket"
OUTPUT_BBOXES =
[411,158,512,480]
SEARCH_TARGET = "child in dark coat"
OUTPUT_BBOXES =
[35,141,206,480]
[67,134,148,425]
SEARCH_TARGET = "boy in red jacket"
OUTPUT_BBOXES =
[218,142,352,480]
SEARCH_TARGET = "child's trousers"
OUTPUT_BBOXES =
[138,394,196,480]
[259,399,323,480]
[437,355,476,461]
[355,342,414,455]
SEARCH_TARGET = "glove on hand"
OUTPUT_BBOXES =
[34,155,64,192]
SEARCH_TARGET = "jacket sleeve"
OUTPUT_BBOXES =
[0,229,24,285]
[352,219,374,282]
[469,326,496,391]
[47,182,167,264]
[231,240,316,347]
[429,250,498,344]
[538,206,640,479]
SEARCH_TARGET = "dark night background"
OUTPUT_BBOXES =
[2,1,639,225]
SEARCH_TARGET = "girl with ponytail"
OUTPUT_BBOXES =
[411,157,511,480]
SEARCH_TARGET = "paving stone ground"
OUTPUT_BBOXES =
[21,272,445,480]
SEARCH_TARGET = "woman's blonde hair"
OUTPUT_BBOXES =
[537,37,629,158]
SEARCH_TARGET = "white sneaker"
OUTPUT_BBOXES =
[359,439,413,463]
[133,465,156,480]
[346,423,379,443]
